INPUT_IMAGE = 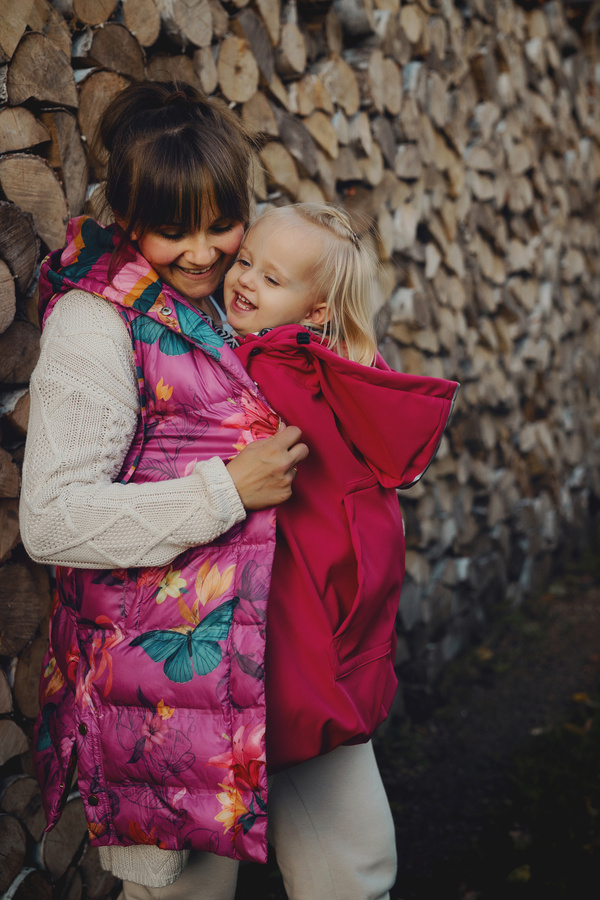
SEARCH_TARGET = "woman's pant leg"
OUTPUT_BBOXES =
[119,851,239,900]
[267,741,397,900]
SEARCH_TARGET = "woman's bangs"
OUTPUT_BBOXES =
[127,130,249,234]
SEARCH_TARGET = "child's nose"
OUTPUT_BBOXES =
[238,266,254,288]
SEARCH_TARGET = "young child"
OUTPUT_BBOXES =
[222,202,459,772]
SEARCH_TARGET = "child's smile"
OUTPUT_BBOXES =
[224,214,327,336]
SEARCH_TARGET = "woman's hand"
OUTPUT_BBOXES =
[226,425,308,509]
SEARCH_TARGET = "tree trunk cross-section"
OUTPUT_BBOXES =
[0,154,69,251]
[7,32,78,108]
[0,203,39,296]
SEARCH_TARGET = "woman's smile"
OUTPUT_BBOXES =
[136,218,245,307]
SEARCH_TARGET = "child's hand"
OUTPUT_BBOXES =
[226,425,308,509]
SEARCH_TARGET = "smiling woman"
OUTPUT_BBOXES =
[19,80,310,898]
[135,214,245,314]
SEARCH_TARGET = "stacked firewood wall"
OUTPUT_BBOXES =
[1,0,600,895]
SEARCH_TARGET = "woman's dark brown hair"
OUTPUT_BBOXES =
[94,80,255,258]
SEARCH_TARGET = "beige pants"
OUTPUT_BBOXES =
[120,741,397,900]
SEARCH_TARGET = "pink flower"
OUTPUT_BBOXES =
[208,724,265,791]
[221,390,280,450]
[140,711,169,752]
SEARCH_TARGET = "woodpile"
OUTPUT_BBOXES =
[1,0,600,891]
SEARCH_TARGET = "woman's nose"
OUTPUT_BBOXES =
[184,234,215,266]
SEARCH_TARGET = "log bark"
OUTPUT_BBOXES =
[316,54,360,115]
[27,0,72,58]
[36,796,88,878]
[0,261,16,337]
[0,388,30,443]
[241,91,280,137]
[7,32,78,108]
[276,22,308,78]
[208,0,229,39]
[260,141,300,197]
[0,721,29,767]
[333,0,375,37]
[0,154,69,251]
[0,322,40,384]
[193,46,218,94]
[77,69,130,146]
[0,814,27,893]
[0,0,34,64]
[13,636,48,721]
[0,498,21,563]
[303,110,338,158]
[255,0,281,45]
[61,868,83,900]
[0,203,39,295]
[0,446,20,498]
[2,867,52,900]
[78,845,119,899]
[56,0,118,26]
[270,104,319,176]
[217,36,259,102]
[0,776,47,841]
[39,110,87,218]
[233,9,275,82]
[0,669,13,714]
[0,563,43,656]
[0,108,50,154]
[86,23,146,81]
[343,47,384,113]
[120,0,161,48]
[155,0,213,48]
[146,53,199,87]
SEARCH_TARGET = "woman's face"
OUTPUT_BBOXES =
[135,210,244,307]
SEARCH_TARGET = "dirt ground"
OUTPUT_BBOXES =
[234,561,600,900]
[379,567,600,899]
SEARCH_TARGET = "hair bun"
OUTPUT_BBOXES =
[165,89,189,105]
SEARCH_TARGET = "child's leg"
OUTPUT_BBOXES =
[267,741,397,900]
[119,851,239,900]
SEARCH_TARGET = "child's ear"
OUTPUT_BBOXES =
[302,302,328,326]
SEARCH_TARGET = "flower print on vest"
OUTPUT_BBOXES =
[221,388,281,452]
[209,724,267,841]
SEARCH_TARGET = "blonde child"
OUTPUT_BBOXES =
[224,202,459,775]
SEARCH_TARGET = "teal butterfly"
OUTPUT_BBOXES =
[130,315,191,356]
[175,302,224,358]
[130,598,237,683]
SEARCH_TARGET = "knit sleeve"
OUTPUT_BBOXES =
[19,290,246,569]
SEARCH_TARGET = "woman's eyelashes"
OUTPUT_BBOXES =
[211,220,235,234]
[156,220,235,241]
[160,230,185,241]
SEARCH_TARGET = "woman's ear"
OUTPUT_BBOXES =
[302,302,328,326]
[115,216,137,240]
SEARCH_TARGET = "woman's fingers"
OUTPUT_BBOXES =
[226,425,308,510]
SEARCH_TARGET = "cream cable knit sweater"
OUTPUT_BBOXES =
[20,290,246,570]
[20,289,247,886]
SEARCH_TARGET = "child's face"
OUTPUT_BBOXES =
[135,210,244,307]
[223,215,326,337]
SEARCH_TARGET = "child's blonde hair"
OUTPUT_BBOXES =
[254,202,378,366]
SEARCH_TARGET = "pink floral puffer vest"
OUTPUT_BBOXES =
[33,216,280,863]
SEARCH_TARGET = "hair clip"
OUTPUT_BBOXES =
[351,231,359,244]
